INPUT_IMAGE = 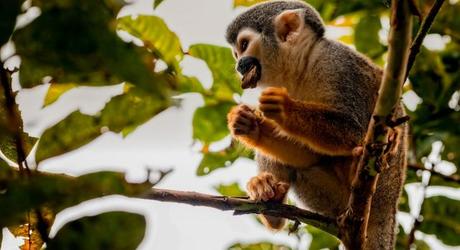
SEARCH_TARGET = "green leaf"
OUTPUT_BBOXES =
[0,131,38,162]
[0,0,23,46]
[233,0,267,8]
[43,83,77,107]
[354,13,385,60]
[197,142,252,176]
[13,1,167,99]
[47,212,145,250]
[0,84,37,162]
[398,188,410,213]
[35,111,101,163]
[117,15,183,70]
[215,182,246,197]
[192,102,233,144]
[176,75,205,94]
[189,44,241,103]
[306,225,340,250]
[0,170,151,228]
[228,242,292,250]
[419,196,460,246]
[36,88,168,163]
[153,0,166,9]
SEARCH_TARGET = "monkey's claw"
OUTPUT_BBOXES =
[259,87,289,124]
[227,104,260,140]
[247,172,290,202]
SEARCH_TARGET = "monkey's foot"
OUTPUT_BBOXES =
[227,104,260,141]
[259,87,289,124]
[247,172,289,202]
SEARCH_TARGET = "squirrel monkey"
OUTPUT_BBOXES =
[226,1,407,249]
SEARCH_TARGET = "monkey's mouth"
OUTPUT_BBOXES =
[241,64,261,89]
[237,57,262,89]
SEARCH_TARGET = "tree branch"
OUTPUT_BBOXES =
[405,0,446,79]
[141,188,338,236]
[338,0,413,249]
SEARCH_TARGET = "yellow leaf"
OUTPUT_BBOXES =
[338,34,354,45]
[43,83,76,107]
[233,0,267,8]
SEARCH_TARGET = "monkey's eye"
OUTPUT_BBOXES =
[240,39,249,53]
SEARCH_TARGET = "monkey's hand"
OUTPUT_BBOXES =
[259,87,290,125]
[247,172,290,202]
[228,104,261,143]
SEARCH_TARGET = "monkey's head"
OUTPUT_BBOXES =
[226,1,325,89]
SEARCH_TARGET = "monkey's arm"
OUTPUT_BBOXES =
[228,105,321,167]
[260,88,363,156]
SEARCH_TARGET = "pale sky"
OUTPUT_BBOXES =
[1,0,458,249]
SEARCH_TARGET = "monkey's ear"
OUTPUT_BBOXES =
[274,9,304,43]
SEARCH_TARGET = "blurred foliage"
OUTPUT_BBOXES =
[0,165,151,228]
[197,142,253,176]
[0,0,23,45]
[396,226,430,250]
[0,0,459,249]
[228,242,292,250]
[215,182,247,197]
[47,212,145,250]
[306,225,340,250]
[118,15,183,71]
[419,196,460,246]
[153,0,166,9]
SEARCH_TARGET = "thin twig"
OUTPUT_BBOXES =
[141,188,338,236]
[0,63,29,173]
[408,164,459,183]
[405,0,446,79]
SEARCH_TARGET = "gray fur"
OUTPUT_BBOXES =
[225,0,325,45]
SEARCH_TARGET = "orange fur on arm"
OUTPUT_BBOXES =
[281,100,364,156]
[238,118,321,167]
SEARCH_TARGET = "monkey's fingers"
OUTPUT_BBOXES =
[260,104,285,123]
[259,95,285,105]
[232,121,252,135]
[273,182,290,201]
[237,108,258,122]
[247,173,278,201]
[261,87,288,96]
[240,104,254,112]
[260,104,283,112]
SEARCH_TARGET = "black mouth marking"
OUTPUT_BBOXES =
[237,56,262,89]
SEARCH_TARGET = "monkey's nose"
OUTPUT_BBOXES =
[237,56,260,75]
